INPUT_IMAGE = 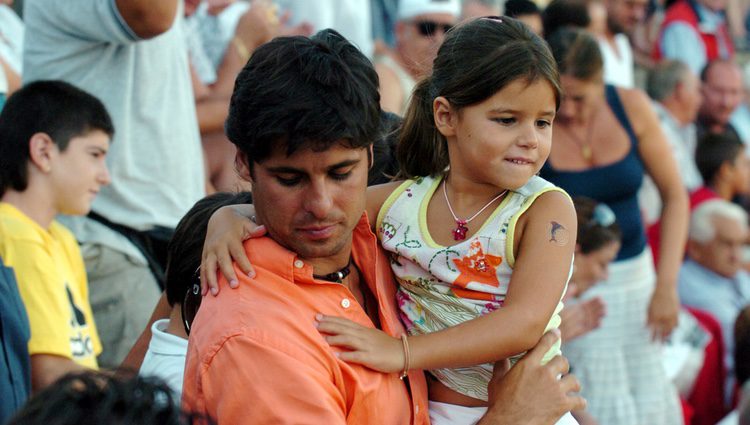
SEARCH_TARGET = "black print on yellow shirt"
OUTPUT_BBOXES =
[66,285,94,359]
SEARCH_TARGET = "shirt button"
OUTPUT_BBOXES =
[293,260,304,269]
[341,298,351,309]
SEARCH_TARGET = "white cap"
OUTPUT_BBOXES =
[397,0,461,21]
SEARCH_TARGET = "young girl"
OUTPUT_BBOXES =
[205,17,578,424]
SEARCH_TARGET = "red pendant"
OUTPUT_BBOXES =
[453,220,469,241]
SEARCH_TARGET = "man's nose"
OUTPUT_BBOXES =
[304,180,334,219]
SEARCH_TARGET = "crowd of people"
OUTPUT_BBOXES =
[1,0,750,424]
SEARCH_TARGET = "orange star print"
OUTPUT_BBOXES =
[451,239,502,300]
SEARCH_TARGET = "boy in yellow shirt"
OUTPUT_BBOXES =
[0,81,112,390]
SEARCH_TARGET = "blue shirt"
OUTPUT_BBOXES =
[0,258,31,422]
[541,85,646,261]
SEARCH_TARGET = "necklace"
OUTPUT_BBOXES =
[560,112,597,163]
[313,259,352,283]
[442,179,508,241]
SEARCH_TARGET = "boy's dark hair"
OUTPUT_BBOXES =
[573,196,622,254]
[505,0,541,18]
[7,371,209,425]
[695,132,744,185]
[0,80,114,196]
[397,17,561,179]
[165,191,253,307]
[225,29,380,167]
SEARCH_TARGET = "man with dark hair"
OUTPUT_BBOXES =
[0,80,112,390]
[599,0,646,87]
[183,30,584,424]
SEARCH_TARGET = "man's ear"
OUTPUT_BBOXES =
[574,243,582,254]
[28,133,56,173]
[686,239,703,262]
[434,96,456,138]
[234,151,253,182]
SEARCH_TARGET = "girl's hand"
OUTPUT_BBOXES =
[315,314,405,374]
[646,281,679,341]
[200,205,266,296]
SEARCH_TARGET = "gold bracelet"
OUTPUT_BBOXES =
[232,36,251,63]
[399,334,410,380]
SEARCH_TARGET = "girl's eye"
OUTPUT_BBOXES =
[494,117,515,125]
[536,120,552,128]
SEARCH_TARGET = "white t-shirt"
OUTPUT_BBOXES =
[23,0,205,259]
[276,0,373,57]
[0,5,23,74]
[599,34,634,89]
[139,319,188,398]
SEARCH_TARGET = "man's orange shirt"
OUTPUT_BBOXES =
[183,214,429,424]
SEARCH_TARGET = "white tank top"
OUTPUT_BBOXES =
[376,174,570,401]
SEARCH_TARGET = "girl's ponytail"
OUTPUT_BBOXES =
[396,77,449,179]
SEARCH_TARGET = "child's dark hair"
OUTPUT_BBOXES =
[369,111,401,186]
[397,17,561,179]
[573,197,621,254]
[7,371,210,425]
[546,27,603,82]
[225,29,380,167]
[0,80,114,196]
[165,191,254,307]
[695,132,744,185]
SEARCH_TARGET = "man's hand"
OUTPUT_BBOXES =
[479,330,586,425]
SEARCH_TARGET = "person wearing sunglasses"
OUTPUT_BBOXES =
[373,0,459,115]
[138,191,252,399]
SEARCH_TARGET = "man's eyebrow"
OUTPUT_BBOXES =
[266,159,361,174]
[87,146,108,153]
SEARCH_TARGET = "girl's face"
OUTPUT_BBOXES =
[436,78,557,190]
[572,240,620,292]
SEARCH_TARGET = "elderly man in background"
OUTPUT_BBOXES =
[373,0,460,115]
[679,199,750,405]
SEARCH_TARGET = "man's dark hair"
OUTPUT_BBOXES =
[7,371,209,425]
[542,0,591,37]
[165,191,253,307]
[506,0,541,18]
[695,132,744,185]
[225,29,380,166]
[0,80,114,196]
